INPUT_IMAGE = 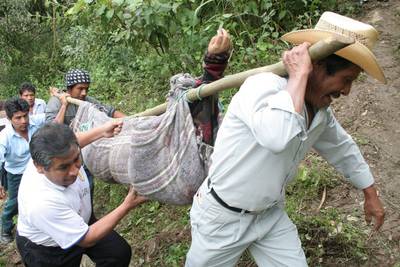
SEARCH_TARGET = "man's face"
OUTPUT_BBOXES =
[20,90,35,107]
[305,64,361,109]
[9,111,29,133]
[68,83,89,101]
[38,145,82,187]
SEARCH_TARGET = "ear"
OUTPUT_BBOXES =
[33,161,45,174]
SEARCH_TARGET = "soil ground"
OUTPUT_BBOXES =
[331,0,400,265]
[0,0,399,266]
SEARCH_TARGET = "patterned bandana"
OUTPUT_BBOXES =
[65,69,91,87]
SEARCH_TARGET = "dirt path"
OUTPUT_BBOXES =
[332,0,400,265]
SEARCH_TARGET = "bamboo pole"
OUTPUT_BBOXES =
[66,35,355,117]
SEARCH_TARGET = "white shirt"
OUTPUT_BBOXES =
[17,160,92,249]
[209,73,374,212]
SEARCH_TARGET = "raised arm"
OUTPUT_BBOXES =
[46,93,70,124]
[200,28,232,83]
[282,42,312,113]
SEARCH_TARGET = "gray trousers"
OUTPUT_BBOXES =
[185,181,307,267]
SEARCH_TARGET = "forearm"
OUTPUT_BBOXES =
[78,203,130,247]
[75,125,107,148]
[285,73,308,113]
[314,118,374,189]
[53,104,67,124]
[201,52,229,83]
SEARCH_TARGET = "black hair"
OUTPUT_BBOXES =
[4,97,30,119]
[30,123,79,171]
[318,54,356,76]
[19,82,36,95]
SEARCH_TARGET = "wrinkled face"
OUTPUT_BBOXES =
[20,90,35,107]
[305,64,361,109]
[37,145,82,187]
[68,83,89,101]
[9,111,29,133]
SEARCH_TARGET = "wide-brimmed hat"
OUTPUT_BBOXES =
[281,11,386,83]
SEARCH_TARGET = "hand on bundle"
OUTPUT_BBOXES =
[102,119,123,138]
[123,186,148,210]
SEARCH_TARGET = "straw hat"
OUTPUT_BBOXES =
[281,11,386,83]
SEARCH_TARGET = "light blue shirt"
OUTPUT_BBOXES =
[0,115,45,174]
[209,73,374,211]
[32,98,46,115]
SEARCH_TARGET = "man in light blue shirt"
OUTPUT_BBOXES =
[0,97,45,244]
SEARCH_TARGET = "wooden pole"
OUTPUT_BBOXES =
[66,35,355,117]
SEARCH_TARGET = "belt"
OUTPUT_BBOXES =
[207,179,250,214]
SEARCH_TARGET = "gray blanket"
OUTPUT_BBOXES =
[72,74,210,205]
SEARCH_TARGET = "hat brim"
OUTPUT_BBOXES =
[281,29,386,84]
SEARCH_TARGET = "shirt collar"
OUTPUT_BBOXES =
[10,123,35,138]
[42,167,85,192]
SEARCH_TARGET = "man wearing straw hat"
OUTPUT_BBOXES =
[185,12,385,267]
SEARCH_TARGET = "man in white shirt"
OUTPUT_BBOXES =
[185,12,385,267]
[16,122,146,267]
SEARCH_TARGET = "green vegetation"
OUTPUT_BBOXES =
[0,0,378,266]
[0,0,359,109]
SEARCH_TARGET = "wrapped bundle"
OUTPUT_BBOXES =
[72,74,209,205]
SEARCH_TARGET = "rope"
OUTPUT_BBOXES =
[176,90,193,103]
[177,84,205,103]
[196,84,205,101]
